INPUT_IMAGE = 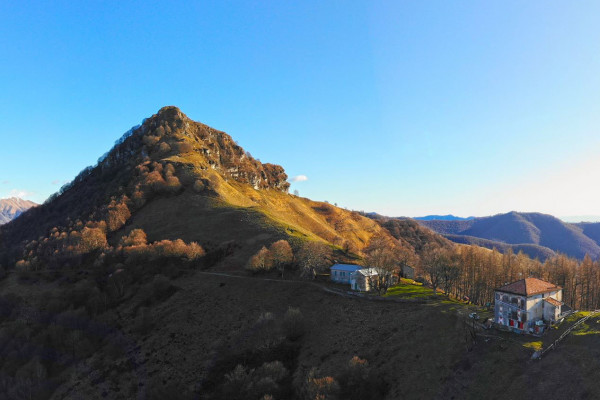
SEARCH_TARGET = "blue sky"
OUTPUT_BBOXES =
[1,1,600,218]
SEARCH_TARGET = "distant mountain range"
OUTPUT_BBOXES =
[0,197,37,225]
[417,211,600,260]
[414,214,474,221]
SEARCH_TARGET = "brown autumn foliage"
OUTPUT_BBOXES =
[413,244,600,310]
[303,369,340,400]
[270,240,293,277]
[80,227,108,252]
[106,197,131,232]
[247,246,274,273]
[121,229,147,247]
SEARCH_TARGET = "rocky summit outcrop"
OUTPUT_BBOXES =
[99,106,290,191]
[0,197,37,225]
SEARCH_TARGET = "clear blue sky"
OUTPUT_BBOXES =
[2,1,600,218]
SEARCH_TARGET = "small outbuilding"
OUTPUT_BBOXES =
[401,264,415,280]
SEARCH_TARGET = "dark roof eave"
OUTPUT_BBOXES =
[495,287,562,296]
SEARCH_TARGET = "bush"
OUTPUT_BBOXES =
[270,240,293,277]
[80,227,108,253]
[193,179,205,193]
[246,247,273,273]
[158,142,171,153]
[283,307,305,340]
[142,135,160,147]
[175,141,194,153]
[222,361,289,400]
[121,229,148,247]
[106,198,131,232]
[338,356,388,400]
[303,369,340,400]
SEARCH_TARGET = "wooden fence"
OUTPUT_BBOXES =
[536,310,600,359]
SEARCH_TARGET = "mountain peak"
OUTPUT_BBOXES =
[93,106,291,193]
[155,105,187,122]
[0,197,37,225]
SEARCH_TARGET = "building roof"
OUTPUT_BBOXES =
[354,268,378,277]
[544,297,563,307]
[330,264,363,272]
[496,278,561,296]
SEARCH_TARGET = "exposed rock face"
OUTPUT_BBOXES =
[0,198,37,225]
[100,106,290,192]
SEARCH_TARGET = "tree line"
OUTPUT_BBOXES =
[420,244,600,310]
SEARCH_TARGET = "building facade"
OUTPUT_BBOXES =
[349,268,379,291]
[401,265,415,280]
[330,264,363,284]
[494,278,563,334]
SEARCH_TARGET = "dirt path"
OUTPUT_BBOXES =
[193,270,433,303]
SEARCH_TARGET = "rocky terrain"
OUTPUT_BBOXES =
[0,197,37,225]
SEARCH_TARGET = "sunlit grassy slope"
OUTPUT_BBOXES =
[120,143,387,268]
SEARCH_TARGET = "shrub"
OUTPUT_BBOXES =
[121,229,148,247]
[303,369,339,400]
[193,179,205,192]
[158,142,171,153]
[282,307,305,340]
[142,135,160,147]
[255,360,289,383]
[164,175,182,192]
[270,240,293,277]
[106,198,131,232]
[175,141,194,153]
[80,227,108,253]
[247,246,274,273]
[338,356,387,400]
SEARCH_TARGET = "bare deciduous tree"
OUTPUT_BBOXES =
[364,234,401,295]
[297,242,332,279]
[270,240,293,278]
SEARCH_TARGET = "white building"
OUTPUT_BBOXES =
[330,264,362,284]
[350,268,379,292]
[494,278,564,334]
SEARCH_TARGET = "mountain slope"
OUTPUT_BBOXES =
[365,215,453,255]
[0,106,389,268]
[414,214,474,221]
[575,222,600,247]
[444,234,556,260]
[419,211,600,259]
[0,197,36,225]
